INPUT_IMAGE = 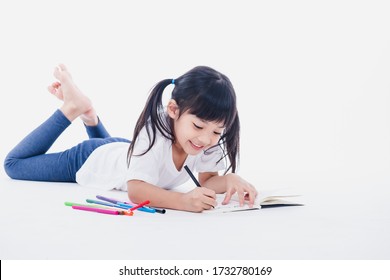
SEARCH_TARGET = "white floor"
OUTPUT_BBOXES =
[1,176,389,260]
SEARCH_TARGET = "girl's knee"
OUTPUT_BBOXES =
[3,155,18,179]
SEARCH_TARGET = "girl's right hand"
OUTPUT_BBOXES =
[182,187,217,212]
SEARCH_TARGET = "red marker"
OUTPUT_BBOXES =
[130,200,150,211]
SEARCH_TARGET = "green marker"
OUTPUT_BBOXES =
[64,202,111,209]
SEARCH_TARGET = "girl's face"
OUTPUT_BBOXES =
[168,101,225,155]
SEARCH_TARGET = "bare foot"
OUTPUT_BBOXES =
[48,64,98,125]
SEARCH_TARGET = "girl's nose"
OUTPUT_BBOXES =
[197,134,212,147]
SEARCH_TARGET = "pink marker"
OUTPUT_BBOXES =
[72,205,134,216]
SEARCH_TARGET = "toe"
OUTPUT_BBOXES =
[58,63,68,72]
[47,85,55,94]
[53,64,71,82]
[52,81,61,88]
[53,66,62,80]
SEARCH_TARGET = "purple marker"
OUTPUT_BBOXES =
[96,195,122,204]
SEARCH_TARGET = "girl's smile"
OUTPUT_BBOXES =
[189,140,204,151]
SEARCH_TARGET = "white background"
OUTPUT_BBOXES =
[0,0,389,278]
[0,0,389,187]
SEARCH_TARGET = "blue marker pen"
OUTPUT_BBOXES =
[117,202,156,213]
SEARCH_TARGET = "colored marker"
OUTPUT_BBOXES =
[123,202,166,214]
[72,205,133,216]
[184,165,215,208]
[96,195,166,214]
[150,207,166,214]
[65,202,112,209]
[67,202,133,216]
[73,205,119,215]
[184,165,201,187]
[130,200,150,211]
[96,195,123,204]
[86,199,130,210]
[117,202,156,213]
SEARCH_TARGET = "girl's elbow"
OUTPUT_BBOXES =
[127,180,144,203]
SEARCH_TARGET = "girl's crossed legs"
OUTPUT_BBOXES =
[4,64,129,182]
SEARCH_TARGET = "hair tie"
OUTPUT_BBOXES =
[171,79,175,85]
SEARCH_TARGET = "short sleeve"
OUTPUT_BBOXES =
[195,145,226,173]
[125,129,161,185]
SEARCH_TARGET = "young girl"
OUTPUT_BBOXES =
[4,64,257,212]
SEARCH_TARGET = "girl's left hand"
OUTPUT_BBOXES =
[221,173,258,207]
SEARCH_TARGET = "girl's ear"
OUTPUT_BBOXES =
[167,99,180,119]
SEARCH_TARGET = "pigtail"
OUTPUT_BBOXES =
[127,79,173,166]
[221,113,240,174]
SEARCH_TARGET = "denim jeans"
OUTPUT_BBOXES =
[4,109,129,182]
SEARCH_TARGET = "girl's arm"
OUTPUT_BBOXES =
[127,180,217,212]
[199,172,258,207]
[199,172,227,193]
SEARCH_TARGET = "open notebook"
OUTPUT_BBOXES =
[205,189,304,213]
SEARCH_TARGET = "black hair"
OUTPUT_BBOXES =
[127,66,240,173]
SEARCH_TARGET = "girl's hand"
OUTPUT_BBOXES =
[182,187,217,212]
[221,174,258,207]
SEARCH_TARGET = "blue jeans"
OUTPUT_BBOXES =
[4,109,130,182]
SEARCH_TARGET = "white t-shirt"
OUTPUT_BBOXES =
[75,127,226,191]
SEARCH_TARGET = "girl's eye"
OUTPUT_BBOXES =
[214,132,222,136]
[193,123,203,129]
